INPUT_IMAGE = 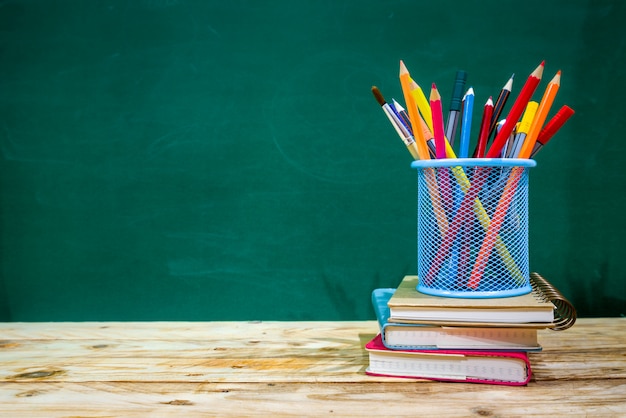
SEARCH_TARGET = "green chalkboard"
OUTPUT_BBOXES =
[1,0,624,321]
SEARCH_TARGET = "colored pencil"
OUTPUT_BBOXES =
[517,71,561,159]
[458,87,475,158]
[486,62,544,158]
[475,96,494,158]
[409,79,433,132]
[399,61,430,160]
[391,99,413,134]
[430,83,447,159]
[488,74,514,140]
[531,105,575,157]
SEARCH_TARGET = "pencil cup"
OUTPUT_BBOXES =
[411,158,536,298]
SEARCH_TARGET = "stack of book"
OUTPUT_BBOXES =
[365,273,576,386]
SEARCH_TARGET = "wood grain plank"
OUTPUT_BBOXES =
[0,381,625,417]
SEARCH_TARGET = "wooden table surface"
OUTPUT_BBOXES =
[1,318,625,417]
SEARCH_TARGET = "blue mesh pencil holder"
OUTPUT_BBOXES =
[410,158,536,298]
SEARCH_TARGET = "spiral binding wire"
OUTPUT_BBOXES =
[529,272,577,331]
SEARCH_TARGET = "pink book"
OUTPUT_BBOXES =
[365,334,531,386]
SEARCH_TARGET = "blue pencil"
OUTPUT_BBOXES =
[459,87,475,158]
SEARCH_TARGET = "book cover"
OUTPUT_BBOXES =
[372,288,541,351]
[365,334,532,386]
[387,275,557,326]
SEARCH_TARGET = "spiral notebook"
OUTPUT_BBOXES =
[387,273,576,330]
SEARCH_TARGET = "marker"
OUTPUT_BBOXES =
[458,87,474,158]
[486,61,544,158]
[518,70,562,159]
[445,70,467,147]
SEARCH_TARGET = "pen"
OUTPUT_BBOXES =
[518,70,561,159]
[445,70,467,147]
[458,87,474,158]
[486,61,544,158]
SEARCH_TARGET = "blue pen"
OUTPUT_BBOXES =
[458,87,475,158]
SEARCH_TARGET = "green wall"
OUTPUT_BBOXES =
[1,0,624,320]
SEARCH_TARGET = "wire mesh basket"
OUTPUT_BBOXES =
[411,158,536,298]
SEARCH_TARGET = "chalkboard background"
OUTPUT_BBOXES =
[1,0,624,320]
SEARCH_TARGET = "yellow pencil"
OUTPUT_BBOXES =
[399,61,430,160]
[518,71,561,159]
[409,79,433,132]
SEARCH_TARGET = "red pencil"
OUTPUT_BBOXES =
[430,83,447,159]
[486,62,544,158]
[530,105,575,157]
[476,96,494,158]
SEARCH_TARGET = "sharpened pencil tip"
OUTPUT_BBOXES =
[399,60,408,75]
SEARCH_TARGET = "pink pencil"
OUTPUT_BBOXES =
[430,83,447,159]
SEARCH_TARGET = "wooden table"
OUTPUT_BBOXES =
[1,318,625,417]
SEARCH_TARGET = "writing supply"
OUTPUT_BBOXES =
[419,115,437,158]
[501,121,517,157]
[531,105,575,157]
[365,334,532,386]
[444,70,467,147]
[413,158,526,287]
[474,96,494,158]
[458,87,474,158]
[517,70,562,159]
[399,61,430,160]
[467,166,524,288]
[386,274,577,328]
[372,288,541,350]
[488,73,514,140]
[486,61,544,158]
[429,83,447,159]
[409,79,433,132]
[371,86,420,160]
[508,101,538,158]
[391,98,413,134]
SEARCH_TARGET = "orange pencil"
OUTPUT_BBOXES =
[430,83,447,159]
[399,61,430,160]
[517,71,561,159]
